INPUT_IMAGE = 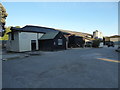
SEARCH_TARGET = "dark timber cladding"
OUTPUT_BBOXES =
[39,32,67,51]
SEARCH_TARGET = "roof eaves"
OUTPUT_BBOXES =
[10,27,45,34]
[24,25,57,31]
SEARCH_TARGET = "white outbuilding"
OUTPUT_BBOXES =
[6,27,44,52]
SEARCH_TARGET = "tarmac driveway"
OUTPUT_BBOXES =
[2,46,119,88]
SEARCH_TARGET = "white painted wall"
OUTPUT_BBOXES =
[7,32,44,52]
[19,32,43,52]
[37,33,43,39]
[6,32,19,52]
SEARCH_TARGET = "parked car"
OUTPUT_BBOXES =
[107,41,114,47]
[85,42,92,47]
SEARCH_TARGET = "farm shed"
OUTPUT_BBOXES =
[68,35,85,48]
[59,31,71,49]
[39,31,67,51]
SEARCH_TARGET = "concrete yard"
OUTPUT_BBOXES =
[2,46,119,88]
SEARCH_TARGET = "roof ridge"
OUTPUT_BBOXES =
[24,25,57,30]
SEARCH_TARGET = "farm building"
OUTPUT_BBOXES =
[57,31,71,49]
[104,35,120,45]
[56,29,92,48]
[6,25,67,52]
[6,27,44,52]
[68,35,85,48]
[39,31,67,51]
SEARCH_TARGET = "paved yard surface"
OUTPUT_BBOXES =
[2,46,119,88]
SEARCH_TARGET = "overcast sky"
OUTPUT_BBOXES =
[2,2,118,36]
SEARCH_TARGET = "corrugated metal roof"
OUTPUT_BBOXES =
[40,32,59,40]
[10,25,59,33]
[10,27,45,34]
[22,25,58,33]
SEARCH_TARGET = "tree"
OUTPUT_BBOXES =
[0,3,8,37]
[0,26,12,40]
[92,39,101,48]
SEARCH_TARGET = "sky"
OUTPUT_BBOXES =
[1,2,118,36]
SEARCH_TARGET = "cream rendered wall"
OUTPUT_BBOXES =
[99,32,103,39]
[105,37,110,41]
[110,38,120,42]
[19,32,43,52]
[93,32,98,38]
[93,31,103,39]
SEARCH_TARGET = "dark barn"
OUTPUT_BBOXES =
[39,31,67,51]
[68,35,85,48]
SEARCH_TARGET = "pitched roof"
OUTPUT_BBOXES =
[10,26,61,40]
[10,27,45,34]
[22,25,58,33]
[22,25,70,35]
[56,29,92,37]
[10,25,60,34]
[40,32,59,40]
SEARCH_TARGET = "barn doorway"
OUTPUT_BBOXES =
[31,40,36,51]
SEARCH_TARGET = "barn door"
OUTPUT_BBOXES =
[31,40,36,51]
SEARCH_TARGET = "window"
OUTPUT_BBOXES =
[58,39,63,45]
